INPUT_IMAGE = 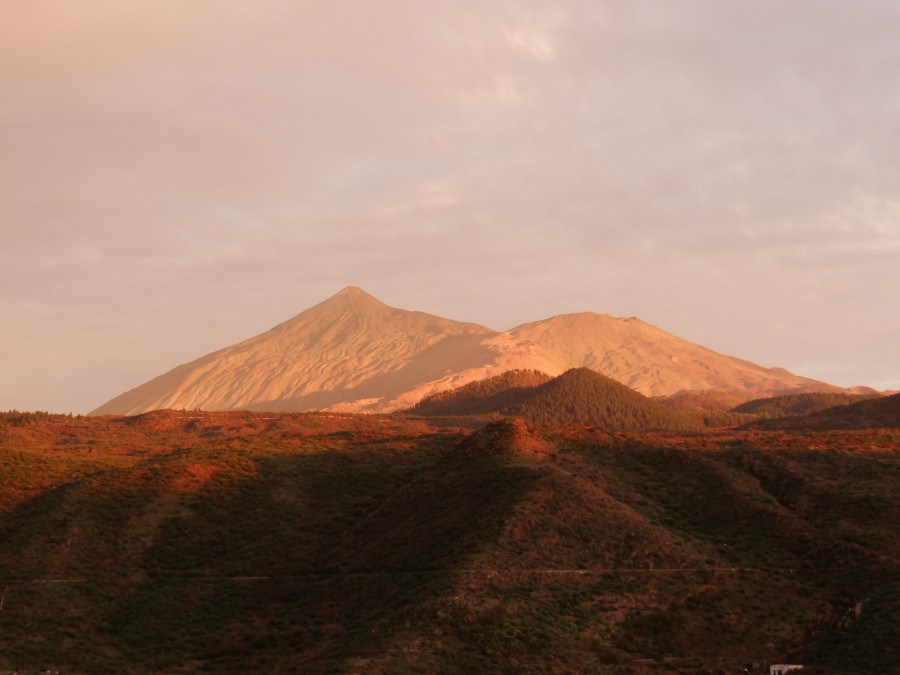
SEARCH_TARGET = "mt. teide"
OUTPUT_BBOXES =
[92,287,833,415]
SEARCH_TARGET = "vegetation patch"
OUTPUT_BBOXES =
[1,410,897,672]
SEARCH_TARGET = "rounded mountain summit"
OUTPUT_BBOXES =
[92,286,834,415]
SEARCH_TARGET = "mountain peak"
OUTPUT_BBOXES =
[312,285,391,316]
[330,285,380,301]
[91,289,835,416]
[335,285,367,296]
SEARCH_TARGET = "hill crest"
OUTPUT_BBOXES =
[410,367,706,432]
[745,391,900,431]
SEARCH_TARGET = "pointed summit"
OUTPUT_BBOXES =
[304,285,392,320]
[332,285,376,299]
[91,288,497,415]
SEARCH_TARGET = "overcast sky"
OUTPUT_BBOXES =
[3,0,899,413]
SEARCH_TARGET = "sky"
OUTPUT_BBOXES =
[2,0,900,414]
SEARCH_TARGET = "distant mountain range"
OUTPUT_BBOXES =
[93,286,849,415]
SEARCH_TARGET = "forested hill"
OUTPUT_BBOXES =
[409,369,552,417]
[732,391,881,418]
[410,368,705,432]
[745,391,900,431]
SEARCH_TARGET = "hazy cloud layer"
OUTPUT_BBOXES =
[2,0,899,412]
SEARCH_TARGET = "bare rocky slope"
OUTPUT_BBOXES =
[92,286,836,415]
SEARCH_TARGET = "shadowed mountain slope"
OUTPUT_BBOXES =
[746,391,900,431]
[93,287,836,415]
[732,392,883,419]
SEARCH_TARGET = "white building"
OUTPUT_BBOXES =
[769,665,803,675]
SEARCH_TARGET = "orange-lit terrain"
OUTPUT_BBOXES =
[2,404,898,673]
[6,3,900,674]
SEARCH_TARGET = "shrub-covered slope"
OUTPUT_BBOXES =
[510,368,704,431]
[1,411,899,673]
[411,367,705,432]
[732,392,882,418]
[409,369,552,416]
[745,392,900,431]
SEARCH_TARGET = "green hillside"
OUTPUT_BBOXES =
[411,368,705,432]
[732,392,881,419]
[746,392,900,431]
[410,369,552,417]
[2,411,899,673]
[510,368,704,431]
